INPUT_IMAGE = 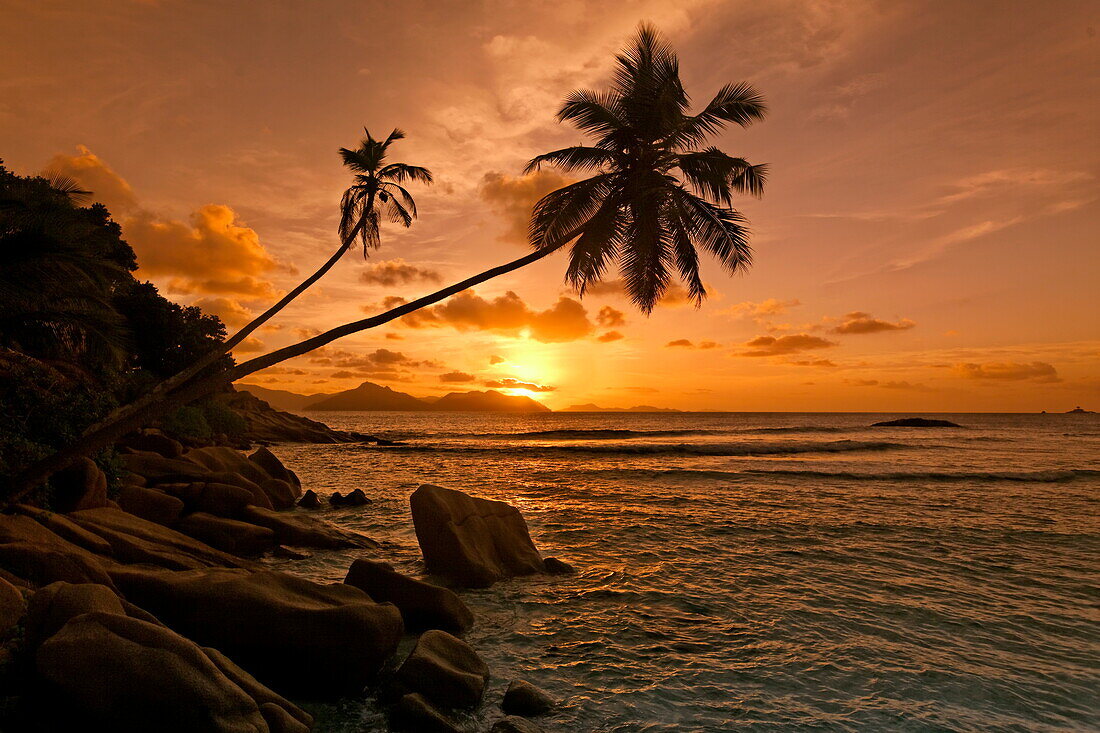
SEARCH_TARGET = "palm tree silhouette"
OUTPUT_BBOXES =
[12,24,766,497]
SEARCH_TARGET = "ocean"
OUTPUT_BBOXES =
[260,411,1100,732]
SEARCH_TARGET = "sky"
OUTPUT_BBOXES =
[2,0,1097,411]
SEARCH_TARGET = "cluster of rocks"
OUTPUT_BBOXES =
[0,440,571,732]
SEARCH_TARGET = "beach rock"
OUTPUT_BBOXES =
[0,576,26,637]
[185,446,272,485]
[0,514,115,588]
[118,429,184,458]
[249,447,301,490]
[207,475,275,512]
[410,484,544,588]
[175,513,276,555]
[110,566,404,693]
[203,646,313,732]
[491,716,544,733]
[50,457,108,512]
[35,611,288,733]
[871,417,962,428]
[241,505,374,549]
[397,629,489,709]
[260,478,299,510]
[297,490,321,509]
[542,557,575,575]
[24,581,125,649]
[345,559,473,633]
[12,505,115,556]
[390,693,462,733]
[121,451,210,484]
[68,507,252,570]
[502,679,554,716]
[331,489,371,508]
[116,485,185,526]
[272,546,312,560]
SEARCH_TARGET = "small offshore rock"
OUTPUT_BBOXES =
[492,716,544,733]
[331,489,371,508]
[502,679,554,717]
[344,558,473,633]
[871,417,962,428]
[542,557,575,575]
[298,489,321,509]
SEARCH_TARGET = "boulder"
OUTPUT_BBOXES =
[0,576,26,637]
[491,717,544,733]
[248,447,301,490]
[208,472,276,510]
[185,446,273,486]
[175,513,276,556]
[200,480,266,516]
[344,559,473,633]
[68,507,253,570]
[260,478,299,510]
[121,451,210,484]
[24,581,125,649]
[36,611,303,733]
[118,429,184,458]
[330,489,370,508]
[110,566,404,693]
[410,485,544,588]
[396,629,489,709]
[241,506,374,549]
[297,490,321,509]
[542,557,575,575]
[502,679,554,716]
[390,693,461,733]
[12,505,114,555]
[203,646,313,732]
[116,485,185,526]
[50,457,108,512]
[0,514,115,588]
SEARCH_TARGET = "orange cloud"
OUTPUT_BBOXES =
[359,258,442,287]
[597,330,624,343]
[667,339,693,347]
[788,359,838,367]
[741,334,837,356]
[483,378,555,392]
[440,371,476,383]
[596,305,625,328]
[845,379,931,391]
[47,146,283,300]
[831,312,916,335]
[489,355,505,364]
[192,296,253,328]
[952,361,1061,383]
[478,170,572,245]
[401,290,593,343]
[724,298,801,318]
[584,280,710,308]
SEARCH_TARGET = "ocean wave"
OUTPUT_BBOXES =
[366,439,908,457]
[742,468,1100,483]
[459,425,847,440]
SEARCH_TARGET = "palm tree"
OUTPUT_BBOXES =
[10,25,765,498]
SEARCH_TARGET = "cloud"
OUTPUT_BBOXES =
[359,258,442,287]
[666,339,693,347]
[952,361,1061,383]
[192,296,253,328]
[483,378,555,392]
[830,312,916,335]
[231,336,265,353]
[597,330,624,343]
[666,338,721,349]
[724,298,801,319]
[489,355,505,364]
[401,289,593,342]
[47,146,283,300]
[845,379,931,391]
[309,347,442,374]
[385,332,403,340]
[585,280,710,308]
[478,170,571,245]
[699,340,719,349]
[596,306,625,328]
[788,359,838,367]
[741,333,838,356]
[440,371,476,383]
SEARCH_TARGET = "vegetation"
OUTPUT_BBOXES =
[7,24,767,500]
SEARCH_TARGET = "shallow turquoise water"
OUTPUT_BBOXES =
[263,412,1100,732]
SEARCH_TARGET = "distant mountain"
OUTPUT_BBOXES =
[561,403,681,413]
[304,381,429,411]
[236,384,334,412]
[432,390,550,413]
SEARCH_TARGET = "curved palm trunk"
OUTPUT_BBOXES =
[8,240,567,502]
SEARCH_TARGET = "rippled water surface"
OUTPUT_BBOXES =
[262,412,1100,732]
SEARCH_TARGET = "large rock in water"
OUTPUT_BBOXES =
[871,417,962,428]
[241,505,374,549]
[36,611,310,733]
[396,629,489,709]
[410,485,544,588]
[344,559,473,633]
[110,566,404,693]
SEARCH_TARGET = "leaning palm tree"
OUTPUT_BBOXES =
[10,25,765,498]
[23,130,433,486]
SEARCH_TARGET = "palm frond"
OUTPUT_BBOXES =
[378,163,433,184]
[524,146,621,175]
[529,174,613,250]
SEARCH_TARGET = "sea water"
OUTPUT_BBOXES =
[261,412,1100,732]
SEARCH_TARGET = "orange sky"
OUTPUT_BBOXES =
[2,0,1098,411]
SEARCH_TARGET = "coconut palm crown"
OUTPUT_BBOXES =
[338,128,433,255]
[525,24,767,313]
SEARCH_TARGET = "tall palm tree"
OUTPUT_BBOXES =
[11,25,766,498]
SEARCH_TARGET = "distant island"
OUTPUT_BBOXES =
[1066,406,1095,414]
[560,403,682,413]
[239,381,550,413]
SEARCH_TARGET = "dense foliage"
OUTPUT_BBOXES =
[0,162,238,488]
